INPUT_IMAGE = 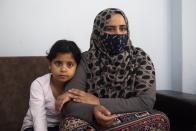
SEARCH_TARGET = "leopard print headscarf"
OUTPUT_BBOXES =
[83,8,155,98]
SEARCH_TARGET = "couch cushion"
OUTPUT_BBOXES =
[0,56,48,131]
[155,90,196,131]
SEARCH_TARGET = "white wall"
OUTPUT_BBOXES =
[170,0,182,91]
[182,0,196,94]
[0,0,171,90]
[169,0,196,94]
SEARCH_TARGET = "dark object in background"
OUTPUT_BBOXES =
[155,90,196,131]
[0,56,48,131]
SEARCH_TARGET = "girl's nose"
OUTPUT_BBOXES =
[61,65,67,72]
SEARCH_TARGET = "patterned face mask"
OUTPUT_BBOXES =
[99,33,129,55]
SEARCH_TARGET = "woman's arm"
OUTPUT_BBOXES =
[100,86,155,114]
[60,59,97,123]
[61,50,156,120]
[64,57,87,91]
[29,80,47,131]
[100,49,156,114]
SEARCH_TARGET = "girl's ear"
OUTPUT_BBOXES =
[47,60,52,71]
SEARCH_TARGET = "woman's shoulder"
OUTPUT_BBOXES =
[133,46,147,55]
[81,51,89,58]
[80,51,90,63]
[76,51,91,72]
[132,46,151,59]
[132,46,154,66]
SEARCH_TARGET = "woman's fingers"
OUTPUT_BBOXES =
[102,115,116,127]
[99,114,116,127]
[68,89,87,101]
[94,105,116,127]
[73,98,82,103]
[68,89,86,96]
[67,89,99,105]
[97,105,111,116]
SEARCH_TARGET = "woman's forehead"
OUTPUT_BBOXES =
[96,9,127,24]
[105,14,126,25]
[92,8,129,33]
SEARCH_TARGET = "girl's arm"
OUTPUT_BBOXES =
[29,80,47,131]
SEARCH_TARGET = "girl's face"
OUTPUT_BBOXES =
[104,14,127,35]
[49,53,77,83]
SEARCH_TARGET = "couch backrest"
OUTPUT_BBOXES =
[0,56,49,131]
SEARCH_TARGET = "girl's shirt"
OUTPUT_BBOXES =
[21,73,61,131]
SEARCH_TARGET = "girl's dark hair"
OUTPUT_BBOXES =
[47,39,81,64]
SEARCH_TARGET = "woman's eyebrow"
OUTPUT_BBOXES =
[105,24,126,27]
[105,25,116,28]
[120,25,127,27]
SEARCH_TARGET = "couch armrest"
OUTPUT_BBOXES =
[154,90,196,131]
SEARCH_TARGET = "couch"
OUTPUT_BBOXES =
[0,56,48,131]
[155,90,196,131]
[0,56,196,131]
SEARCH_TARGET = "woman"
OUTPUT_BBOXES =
[57,8,170,130]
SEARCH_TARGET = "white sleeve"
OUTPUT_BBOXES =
[29,80,47,131]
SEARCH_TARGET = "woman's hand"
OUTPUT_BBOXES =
[68,89,100,105]
[55,92,74,112]
[94,105,116,128]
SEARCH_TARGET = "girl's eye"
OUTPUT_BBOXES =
[54,61,62,67]
[67,62,74,68]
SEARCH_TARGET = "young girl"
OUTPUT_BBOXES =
[21,40,81,131]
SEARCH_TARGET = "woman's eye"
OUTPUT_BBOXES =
[120,27,127,31]
[104,27,115,32]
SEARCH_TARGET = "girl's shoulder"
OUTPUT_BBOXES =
[34,73,51,82]
[30,73,51,89]
[29,73,52,102]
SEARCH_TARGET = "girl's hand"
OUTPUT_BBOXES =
[68,89,100,105]
[55,92,74,111]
